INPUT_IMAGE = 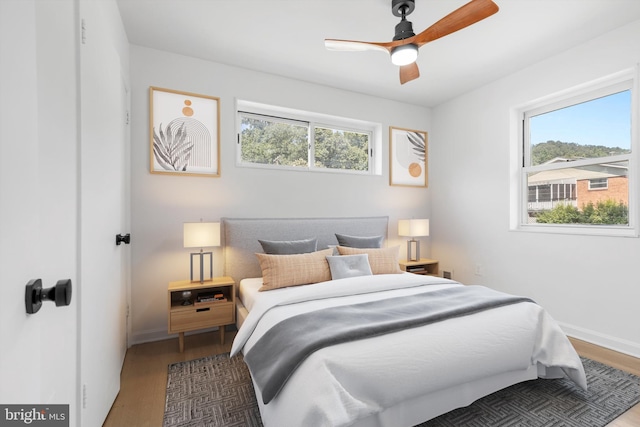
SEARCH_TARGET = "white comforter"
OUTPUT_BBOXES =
[231,273,587,427]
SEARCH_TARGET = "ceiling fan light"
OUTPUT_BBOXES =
[391,44,418,66]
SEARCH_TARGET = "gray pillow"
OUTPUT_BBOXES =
[335,233,383,248]
[326,254,373,280]
[258,237,317,255]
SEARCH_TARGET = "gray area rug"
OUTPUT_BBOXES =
[164,354,639,427]
[164,354,261,427]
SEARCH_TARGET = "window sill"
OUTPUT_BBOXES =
[512,223,639,238]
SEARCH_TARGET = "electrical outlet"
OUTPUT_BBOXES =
[474,263,484,276]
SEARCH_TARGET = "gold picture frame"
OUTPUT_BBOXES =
[389,126,428,187]
[149,87,220,177]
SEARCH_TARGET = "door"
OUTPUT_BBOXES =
[0,0,79,423]
[79,0,130,425]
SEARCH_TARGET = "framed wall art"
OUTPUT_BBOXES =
[149,87,220,177]
[389,126,428,187]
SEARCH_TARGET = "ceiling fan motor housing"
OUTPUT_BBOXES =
[392,0,416,40]
[393,19,415,40]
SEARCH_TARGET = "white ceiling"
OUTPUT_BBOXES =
[116,0,640,108]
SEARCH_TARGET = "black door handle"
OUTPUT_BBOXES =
[116,233,131,245]
[25,279,72,314]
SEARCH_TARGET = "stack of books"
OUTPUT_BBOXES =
[195,291,227,305]
[405,265,427,274]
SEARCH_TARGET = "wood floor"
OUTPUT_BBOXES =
[569,337,640,427]
[103,331,233,427]
[103,332,640,427]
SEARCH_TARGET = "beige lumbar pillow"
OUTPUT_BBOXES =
[257,248,333,291]
[336,246,403,275]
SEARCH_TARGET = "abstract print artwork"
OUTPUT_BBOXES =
[389,126,428,187]
[149,87,220,177]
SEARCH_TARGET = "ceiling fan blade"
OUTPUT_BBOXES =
[414,0,499,46]
[324,39,392,54]
[399,62,420,84]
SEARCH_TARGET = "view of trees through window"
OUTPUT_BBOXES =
[240,116,309,167]
[239,111,371,173]
[314,127,369,171]
[531,140,630,166]
[525,88,632,226]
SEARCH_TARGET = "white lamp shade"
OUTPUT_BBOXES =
[398,219,429,237]
[183,222,220,248]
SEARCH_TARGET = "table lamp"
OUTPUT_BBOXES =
[183,221,220,283]
[398,219,429,262]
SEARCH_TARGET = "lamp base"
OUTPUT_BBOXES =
[406,239,420,262]
[190,251,213,283]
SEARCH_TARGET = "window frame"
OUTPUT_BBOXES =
[510,68,639,237]
[236,99,382,176]
[588,178,608,191]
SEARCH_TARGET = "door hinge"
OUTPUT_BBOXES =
[81,19,86,45]
[82,384,87,409]
[126,110,130,125]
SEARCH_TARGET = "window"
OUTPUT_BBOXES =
[512,70,638,236]
[239,113,309,168]
[588,178,608,190]
[236,100,381,175]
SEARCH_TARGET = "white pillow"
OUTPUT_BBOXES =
[326,254,373,280]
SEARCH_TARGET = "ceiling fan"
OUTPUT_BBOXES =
[325,0,499,84]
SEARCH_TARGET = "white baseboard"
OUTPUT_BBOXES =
[560,322,640,359]
[129,328,169,346]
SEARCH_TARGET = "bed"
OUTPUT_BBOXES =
[222,216,587,427]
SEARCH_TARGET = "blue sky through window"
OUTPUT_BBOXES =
[530,90,631,150]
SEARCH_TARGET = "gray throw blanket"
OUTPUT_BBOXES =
[244,285,534,404]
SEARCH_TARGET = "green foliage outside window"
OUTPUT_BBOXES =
[240,116,369,171]
[531,140,630,165]
[314,127,368,171]
[241,117,309,167]
[534,199,628,225]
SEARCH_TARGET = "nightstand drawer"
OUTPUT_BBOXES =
[170,303,234,332]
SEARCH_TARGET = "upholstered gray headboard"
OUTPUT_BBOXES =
[222,216,389,283]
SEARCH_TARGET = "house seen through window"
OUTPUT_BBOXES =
[516,73,636,234]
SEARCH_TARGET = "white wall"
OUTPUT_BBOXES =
[431,20,640,357]
[129,46,431,343]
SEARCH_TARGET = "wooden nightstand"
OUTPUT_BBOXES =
[399,258,439,276]
[168,276,236,352]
